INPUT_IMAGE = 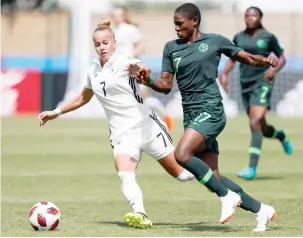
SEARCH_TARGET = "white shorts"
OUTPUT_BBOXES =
[111,112,174,162]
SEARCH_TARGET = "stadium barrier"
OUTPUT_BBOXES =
[1,70,41,115]
[1,57,303,117]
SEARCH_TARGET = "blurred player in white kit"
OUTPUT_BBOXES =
[38,19,193,229]
[112,5,174,132]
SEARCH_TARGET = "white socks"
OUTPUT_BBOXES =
[118,171,146,214]
[176,169,195,182]
[118,169,194,216]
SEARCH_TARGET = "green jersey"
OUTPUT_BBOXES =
[233,29,284,84]
[162,33,241,113]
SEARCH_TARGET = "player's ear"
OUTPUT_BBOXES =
[192,16,198,28]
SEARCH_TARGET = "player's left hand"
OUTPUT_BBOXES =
[264,69,276,81]
[263,55,278,67]
[127,63,150,85]
[38,111,58,126]
[127,63,141,76]
[136,68,150,85]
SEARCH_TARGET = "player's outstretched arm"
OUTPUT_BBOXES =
[146,72,174,94]
[129,62,174,94]
[233,50,278,68]
[219,59,235,92]
[38,87,94,126]
[137,71,174,95]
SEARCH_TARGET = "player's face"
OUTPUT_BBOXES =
[174,13,197,41]
[112,8,126,24]
[93,30,116,62]
[245,9,261,29]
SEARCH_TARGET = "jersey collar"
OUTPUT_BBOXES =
[193,33,207,43]
[243,28,264,38]
[94,53,118,69]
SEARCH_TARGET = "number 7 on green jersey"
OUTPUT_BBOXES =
[173,57,182,73]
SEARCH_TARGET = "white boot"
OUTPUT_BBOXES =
[220,190,242,224]
[253,204,276,232]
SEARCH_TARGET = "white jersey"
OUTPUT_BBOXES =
[85,53,152,139]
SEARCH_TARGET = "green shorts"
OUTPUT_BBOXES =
[241,81,273,112]
[183,102,226,154]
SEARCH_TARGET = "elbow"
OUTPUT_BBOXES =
[82,98,91,105]
[80,96,91,106]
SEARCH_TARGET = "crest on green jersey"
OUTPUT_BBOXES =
[199,43,208,52]
[256,39,267,49]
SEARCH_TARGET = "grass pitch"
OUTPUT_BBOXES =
[1,116,303,236]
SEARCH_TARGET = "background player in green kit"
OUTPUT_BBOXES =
[220,7,293,180]
[131,2,279,232]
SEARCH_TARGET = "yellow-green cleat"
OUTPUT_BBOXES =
[124,212,152,229]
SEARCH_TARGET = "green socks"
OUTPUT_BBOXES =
[181,156,228,197]
[249,130,263,169]
[220,176,261,213]
[263,125,285,142]
[180,156,262,213]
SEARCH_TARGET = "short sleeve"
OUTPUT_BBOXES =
[218,35,242,58]
[232,35,238,45]
[161,42,174,73]
[85,73,92,89]
[269,34,284,57]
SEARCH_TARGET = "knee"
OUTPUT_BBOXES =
[250,117,262,131]
[174,148,191,164]
[118,171,136,183]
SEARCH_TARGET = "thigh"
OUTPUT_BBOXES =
[249,105,268,121]
[142,114,174,160]
[114,154,139,172]
[242,92,250,114]
[177,128,207,156]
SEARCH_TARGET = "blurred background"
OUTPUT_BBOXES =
[1,0,303,118]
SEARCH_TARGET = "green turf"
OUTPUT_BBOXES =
[1,116,303,236]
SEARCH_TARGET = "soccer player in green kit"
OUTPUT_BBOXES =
[220,7,293,180]
[130,3,278,232]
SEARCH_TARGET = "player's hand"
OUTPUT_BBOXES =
[264,69,275,81]
[38,111,58,126]
[263,55,278,67]
[219,73,228,92]
[136,67,150,85]
[127,63,141,76]
[127,63,150,85]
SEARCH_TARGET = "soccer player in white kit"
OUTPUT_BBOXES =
[112,6,175,132]
[38,18,194,229]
